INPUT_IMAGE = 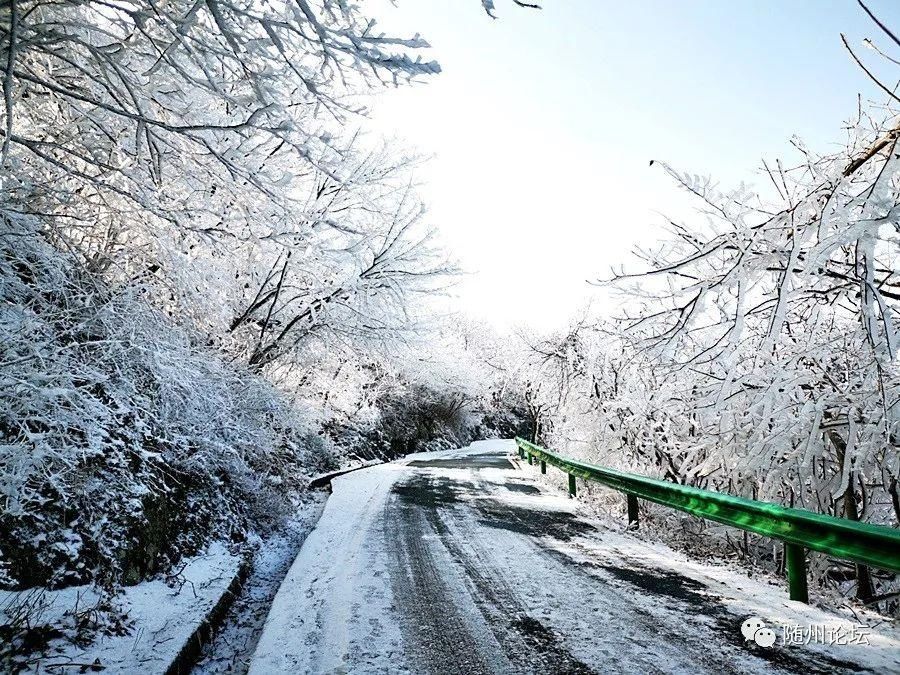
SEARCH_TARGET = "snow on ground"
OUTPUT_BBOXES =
[551,530,900,667]
[249,439,900,674]
[249,460,413,674]
[1,542,242,674]
[193,494,327,674]
[249,441,517,673]
[502,466,900,673]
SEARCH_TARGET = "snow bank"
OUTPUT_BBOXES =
[1,543,242,673]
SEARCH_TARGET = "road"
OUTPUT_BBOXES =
[249,440,900,675]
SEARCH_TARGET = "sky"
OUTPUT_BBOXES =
[366,0,900,333]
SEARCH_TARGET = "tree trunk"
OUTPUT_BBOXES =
[828,430,875,604]
[889,477,900,528]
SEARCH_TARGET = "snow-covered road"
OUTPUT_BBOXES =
[248,440,900,674]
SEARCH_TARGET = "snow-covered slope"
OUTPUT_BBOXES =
[1,543,242,673]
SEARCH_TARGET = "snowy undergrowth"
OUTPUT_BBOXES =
[0,542,241,673]
[0,225,321,593]
[0,222,526,670]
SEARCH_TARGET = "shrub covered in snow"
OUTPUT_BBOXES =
[0,222,319,590]
[0,218,523,591]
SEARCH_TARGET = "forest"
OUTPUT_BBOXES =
[1,0,899,670]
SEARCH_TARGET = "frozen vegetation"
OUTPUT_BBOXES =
[0,0,529,668]
[0,0,898,671]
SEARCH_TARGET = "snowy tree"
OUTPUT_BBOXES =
[0,0,448,336]
[481,0,542,19]
[601,112,900,599]
[514,6,900,608]
[0,0,533,597]
[223,142,455,370]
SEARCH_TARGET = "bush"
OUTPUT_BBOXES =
[0,226,313,589]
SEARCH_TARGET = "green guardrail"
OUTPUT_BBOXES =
[515,437,900,603]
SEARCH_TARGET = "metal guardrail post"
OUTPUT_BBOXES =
[627,494,639,528]
[518,447,524,460]
[568,473,577,497]
[528,452,533,465]
[785,543,809,603]
[540,459,547,474]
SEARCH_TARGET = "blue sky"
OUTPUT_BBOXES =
[368,0,900,331]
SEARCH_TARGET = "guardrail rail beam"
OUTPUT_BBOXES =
[515,436,900,603]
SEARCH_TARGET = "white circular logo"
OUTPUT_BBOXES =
[741,617,766,641]
[741,616,775,647]
[754,627,777,648]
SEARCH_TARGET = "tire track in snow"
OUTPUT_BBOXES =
[384,483,502,674]
[385,467,596,674]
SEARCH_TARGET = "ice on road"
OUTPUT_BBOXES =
[249,440,900,674]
